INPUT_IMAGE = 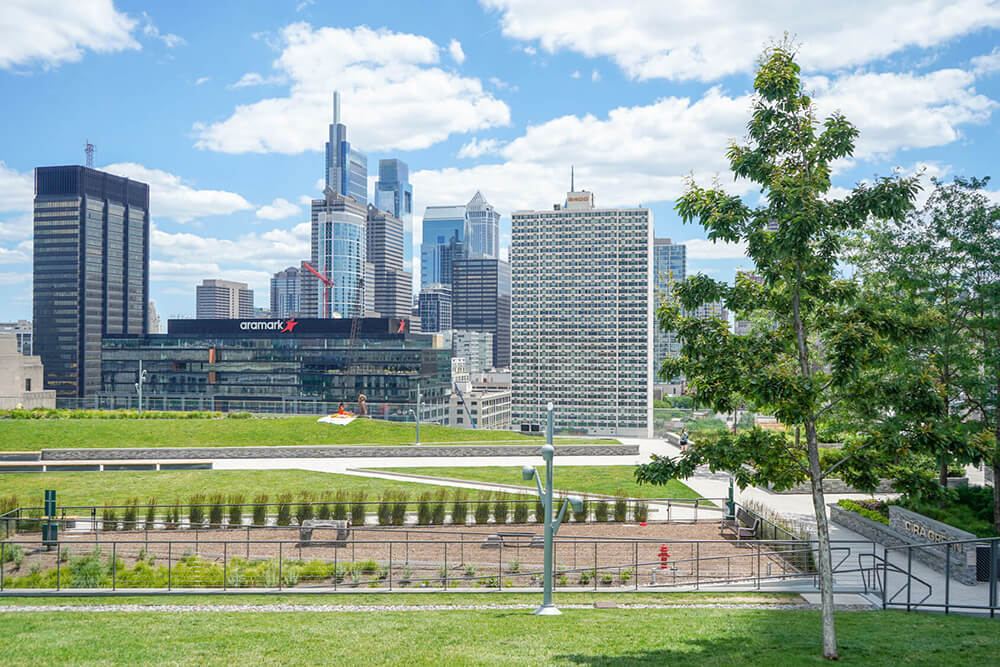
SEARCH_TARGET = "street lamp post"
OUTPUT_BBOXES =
[409,383,422,445]
[521,402,582,616]
[134,360,148,415]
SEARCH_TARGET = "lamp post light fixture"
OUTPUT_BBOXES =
[409,383,422,445]
[521,402,582,616]
[134,359,148,415]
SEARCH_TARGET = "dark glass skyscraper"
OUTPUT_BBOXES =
[421,205,467,289]
[452,257,511,368]
[374,159,413,280]
[33,165,149,397]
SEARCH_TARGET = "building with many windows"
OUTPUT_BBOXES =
[309,189,368,318]
[32,165,149,397]
[421,205,467,289]
[366,204,412,318]
[511,188,652,436]
[270,266,301,319]
[418,284,451,333]
[451,330,494,375]
[0,334,54,409]
[465,191,500,259]
[451,256,511,369]
[196,279,253,319]
[325,91,367,205]
[653,238,686,381]
[100,318,450,419]
[0,320,32,356]
[374,159,413,280]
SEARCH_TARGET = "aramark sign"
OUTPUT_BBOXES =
[239,318,299,333]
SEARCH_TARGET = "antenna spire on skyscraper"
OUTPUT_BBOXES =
[333,90,341,124]
[85,140,95,168]
[571,165,574,192]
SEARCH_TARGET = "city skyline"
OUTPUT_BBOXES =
[1,2,999,320]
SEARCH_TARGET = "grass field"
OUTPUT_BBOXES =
[1,469,447,507]
[0,417,574,451]
[0,608,995,665]
[372,465,704,500]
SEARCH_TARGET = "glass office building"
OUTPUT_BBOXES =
[420,205,467,289]
[451,257,511,369]
[33,165,149,397]
[465,191,500,259]
[325,91,367,205]
[311,191,368,318]
[101,318,450,419]
[374,159,414,279]
[653,238,686,379]
[270,266,301,318]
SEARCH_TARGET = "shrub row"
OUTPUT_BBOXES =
[836,499,889,525]
[0,408,229,420]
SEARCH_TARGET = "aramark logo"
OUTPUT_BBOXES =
[239,319,299,333]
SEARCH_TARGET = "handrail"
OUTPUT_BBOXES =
[858,552,933,607]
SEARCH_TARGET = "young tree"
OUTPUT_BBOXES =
[635,44,927,660]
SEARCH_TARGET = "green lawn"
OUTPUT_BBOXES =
[1,469,448,508]
[0,417,561,451]
[0,608,995,665]
[372,465,705,500]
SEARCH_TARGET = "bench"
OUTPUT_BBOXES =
[720,507,759,543]
[482,531,537,549]
[298,519,350,547]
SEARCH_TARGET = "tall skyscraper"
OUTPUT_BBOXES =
[653,238,686,379]
[270,266,301,318]
[421,205,467,289]
[418,284,452,333]
[196,279,253,319]
[465,191,500,259]
[33,165,149,397]
[374,159,413,280]
[148,300,162,334]
[311,189,367,318]
[366,204,412,318]
[452,256,511,369]
[325,91,367,205]
[511,188,652,437]
[298,260,318,318]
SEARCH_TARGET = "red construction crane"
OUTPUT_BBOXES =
[302,261,333,318]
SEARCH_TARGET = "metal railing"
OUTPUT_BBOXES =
[0,531,875,594]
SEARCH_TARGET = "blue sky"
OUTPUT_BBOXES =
[1,0,999,321]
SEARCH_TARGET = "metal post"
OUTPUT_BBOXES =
[906,547,912,612]
[57,540,61,590]
[695,542,700,590]
[444,543,448,590]
[388,542,392,591]
[279,543,283,590]
[499,541,503,590]
[112,543,117,590]
[223,542,227,590]
[1,542,4,591]
[882,546,887,610]
[168,543,172,591]
[594,542,598,591]
[991,539,998,618]
[633,541,637,590]
[945,546,951,615]
[756,542,761,590]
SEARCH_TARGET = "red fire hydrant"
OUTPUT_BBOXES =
[659,544,670,569]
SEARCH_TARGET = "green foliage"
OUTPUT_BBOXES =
[837,499,888,525]
[416,492,433,526]
[594,500,609,523]
[473,494,491,524]
[101,507,117,532]
[227,495,245,527]
[451,489,468,526]
[600,573,613,585]
[390,492,407,526]
[122,498,138,530]
[492,496,509,525]
[3,542,24,565]
[145,498,157,527]
[275,494,292,526]
[350,492,367,526]
[208,494,225,527]
[613,490,628,523]
[654,396,693,409]
[187,494,206,528]
[901,485,997,537]
[252,495,268,526]
[0,408,224,420]
[295,493,314,525]
[332,490,348,521]
[572,497,589,523]
[430,489,447,525]
[633,501,648,523]
[513,500,529,524]
[316,495,331,521]
[534,498,544,523]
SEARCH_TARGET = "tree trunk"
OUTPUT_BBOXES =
[939,459,949,488]
[806,419,839,661]
[993,461,1000,537]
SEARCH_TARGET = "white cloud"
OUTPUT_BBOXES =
[457,137,505,158]
[297,194,314,205]
[0,0,140,70]
[194,24,509,154]
[570,70,580,79]
[806,69,996,159]
[0,272,31,286]
[101,163,253,222]
[141,12,184,48]
[522,46,536,56]
[0,247,30,264]
[591,68,600,82]
[195,76,210,86]
[972,47,1000,75]
[482,0,1000,81]
[682,238,748,260]
[0,214,32,242]
[256,197,302,220]
[229,72,286,88]
[0,162,33,212]
[448,39,465,64]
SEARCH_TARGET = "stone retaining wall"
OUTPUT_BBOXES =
[40,443,639,461]
[829,503,978,585]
